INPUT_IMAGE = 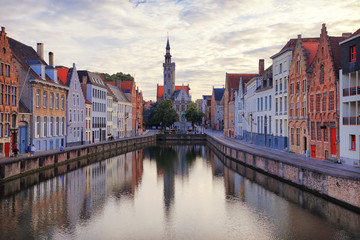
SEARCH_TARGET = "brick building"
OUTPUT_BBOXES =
[308,24,346,160]
[288,35,319,155]
[9,38,68,152]
[224,72,258,137]
[0,27,19,157]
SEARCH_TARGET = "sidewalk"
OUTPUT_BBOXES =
[205,129,360,179]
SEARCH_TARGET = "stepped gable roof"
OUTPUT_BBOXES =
[226,73,258,94]
[213,88,225,101]
[56,67,69,85]
[8,37,65,87]
[328,36,347,72]
[156,85,190,100]
[271,39,297,59]
[301,38,320,68]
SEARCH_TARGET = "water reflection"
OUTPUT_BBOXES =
[0,144,359,240]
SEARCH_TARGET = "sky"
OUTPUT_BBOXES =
[1,0,359,101]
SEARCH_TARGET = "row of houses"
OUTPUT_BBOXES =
[201,24,360,166]
[0,27,143,157]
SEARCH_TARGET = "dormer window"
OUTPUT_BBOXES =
[350,45,356,62]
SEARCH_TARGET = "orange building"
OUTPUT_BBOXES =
[308,24,346,160]
[288,35,319,155]
[0,27,19,157]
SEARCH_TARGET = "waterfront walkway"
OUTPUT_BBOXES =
[206,129,360,179]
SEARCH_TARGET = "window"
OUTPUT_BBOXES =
[280,120,283,135]
[50,93,54,109]
[275,99,278,113]
[0,63,3,76]
[0,123,2,137]
[350,135,356,150]
[269,96,271,110]
[61,95,64,110]
[265,96,267,110]
[56,117,59,136]
[279,63,282,73]
[311,122,315,140]
[36,90,40,107]
[350,45,356,62]
[73,94,76,105]
[316,93,321,112]
[36,116,40,138]
[275,80,278,92]
[317,122,322,140]
[279,97,282,114]
[5,85,9,105]
[291,128,294,145]
[0,84,2,105]
[11,86,16,106]
[43,91,47,108]
[77,94,79,105]
[284,96,287,114]
[296,128,300,146]
[276,120,278,134]
[310,95,314,112]
[320,65,324,83]
[296,101,300,117]
[302,100,306,116]
[290,102,293,117]
[329,91,334,110]
[322,92,327,111]
[324,127,328,142]
[70,110,72,122]
[62,117,65,135]
[43,117,47,137]
[302,79,306,92]
[280,79,282,92]
[56,93,59,109]
[284,77,287,90]
[290,83,293,94]
[296,82,300,94]
[5,64,10,77]
[296,55,300,73]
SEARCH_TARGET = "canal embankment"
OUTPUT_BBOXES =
[0,132,157,183]
[207,133,360,212]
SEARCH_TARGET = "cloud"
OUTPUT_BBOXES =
[2,0,359,101]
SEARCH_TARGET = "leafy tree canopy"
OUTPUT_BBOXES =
[97,72,134,82]
[154,99,178,128]
[185,102,205,131]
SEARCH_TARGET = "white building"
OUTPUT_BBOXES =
[78,71,107,143]
[270,39,296,150]
[339,30,360,166]
[243,76,259,143]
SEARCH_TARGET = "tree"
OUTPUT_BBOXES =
[185,102,205,132]
[154,99,178,128]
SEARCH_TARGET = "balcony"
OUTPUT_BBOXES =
[343,86,360,96]
[343,116,360,125]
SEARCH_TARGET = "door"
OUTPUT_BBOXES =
[50,140,53,150]
[331,128,336,155]
[4,143,10,158]
[19,126,28,153]
[311,145,316,158]
[304,137,307,151]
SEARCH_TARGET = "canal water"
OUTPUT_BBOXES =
[0,144,359,240]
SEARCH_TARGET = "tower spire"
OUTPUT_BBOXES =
[165,34,171,63]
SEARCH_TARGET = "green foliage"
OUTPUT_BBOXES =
[185,102,205,130]
[154,99,178,127]
[144,102,158,126]
[101,72,134,82]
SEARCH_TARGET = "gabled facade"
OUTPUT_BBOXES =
[201,95,211,127]
[172,85,192,130]
[288,35,319,155]
[243,76,259,142]
[0,27,19,157]
[308,24,346,160]
[339,28,360,166]
[211,87,224,130]
[57,63,86,147]
[85,99,92,144]
[78,71,107,142]
[120,80,136,136]
[224,71,258,137]
[9,38,68,152]
[270,39,297,150]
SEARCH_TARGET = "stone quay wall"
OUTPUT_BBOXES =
[207,135,360,212]
[0,134,156,182]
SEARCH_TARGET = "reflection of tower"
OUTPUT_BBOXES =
[163,169,175,211]
[163,37,175,99]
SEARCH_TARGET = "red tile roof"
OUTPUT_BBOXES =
[226,73,258,94]
[120,81,134,93]
[156,85,190,100]
[56,67,69,85]
[302,39,319,67]
[106,81,115,86]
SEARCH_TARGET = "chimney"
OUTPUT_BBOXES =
[1,27,5,34]
[259,59,264,75]
[297,34,301,39]
[49,52,54,66]
[342,33,352,38]
[37,43,44,60]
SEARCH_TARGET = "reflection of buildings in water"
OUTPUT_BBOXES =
[207,149,224,177]
[223,166,244,200]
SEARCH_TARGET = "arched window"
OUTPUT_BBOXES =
[69,110,72,122]
[50,93,54,109]
[36,90,40,107]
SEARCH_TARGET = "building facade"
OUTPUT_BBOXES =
[339,28,360,166]
[0,27,19,157]
[288,35,319,155]
[78,71,107,143]
[9,39,68,152]
[270,39,296,150]
[211,87,224,130]
[308,24,345,160]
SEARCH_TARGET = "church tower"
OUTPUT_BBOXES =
[163,37,175,99]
